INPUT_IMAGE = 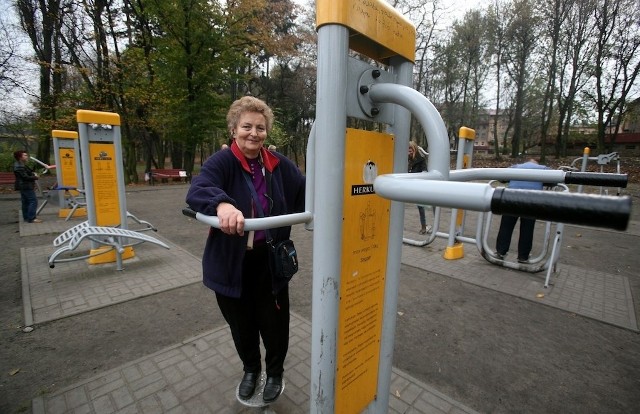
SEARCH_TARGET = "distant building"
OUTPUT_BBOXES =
[469,109,510,154]
[463,99,640,156]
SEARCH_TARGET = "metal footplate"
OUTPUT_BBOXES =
[235,372,285,408]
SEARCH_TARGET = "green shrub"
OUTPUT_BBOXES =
[0,143,18,172]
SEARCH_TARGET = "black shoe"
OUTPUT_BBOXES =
[517,258,529,264]
[263,375,283,403]
[238,372,259,400]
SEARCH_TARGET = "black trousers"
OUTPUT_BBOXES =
[215,245,290,376]
[496,215,536,260]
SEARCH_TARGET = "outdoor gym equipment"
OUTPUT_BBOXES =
[184,0,632,412]
[30,156,56,215]
[35,130,89,219]
[402,127,629,287]
[48,110,169,270]
[560,147,623,194]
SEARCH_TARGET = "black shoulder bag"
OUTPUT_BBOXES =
[243,172,298,282]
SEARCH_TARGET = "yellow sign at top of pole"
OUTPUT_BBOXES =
[316,0,416,63]
[52,130,79,140]
[77,109,121,126]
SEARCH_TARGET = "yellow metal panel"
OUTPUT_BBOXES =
[58,207,87,218]
[88,142,121,226]
[336,128,394,413]
[59,148,79,190]
[459,126,476,140]
[444,242,464,260]
[77,109,121,126]
[88,246,135,265]
[52,129,78,139]
[316,0,415,63]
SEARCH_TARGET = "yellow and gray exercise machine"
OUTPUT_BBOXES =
[49,129,87,220]
[183,0,631,412]
[48,110,169,270]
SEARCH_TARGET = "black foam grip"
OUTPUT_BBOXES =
[182,207,197,219]
[491,188,632,231]
[564,172,628,188]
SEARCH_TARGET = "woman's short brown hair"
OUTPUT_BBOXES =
[226,96,274,136]
[13,150,27,160]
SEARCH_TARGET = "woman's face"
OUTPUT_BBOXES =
[408,146,415,158]
[233,111,267,159]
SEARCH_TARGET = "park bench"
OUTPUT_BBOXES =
[0,172,15,187]
[149,168,190,185]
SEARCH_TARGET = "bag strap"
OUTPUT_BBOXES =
[242,171,273,243]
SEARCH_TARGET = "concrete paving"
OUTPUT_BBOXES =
[18,185,638,413]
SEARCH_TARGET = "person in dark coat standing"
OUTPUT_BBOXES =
[13,150,42,223]
[408,140,430,234]
[186,96,305,404]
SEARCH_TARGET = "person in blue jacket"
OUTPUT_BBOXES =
[13,150,42,223]
[186,96,305,404]
[495,159,548,263]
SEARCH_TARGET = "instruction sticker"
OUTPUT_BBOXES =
[336,128,394,413]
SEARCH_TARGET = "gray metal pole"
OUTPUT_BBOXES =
[367,56,414,413]
[310,24,349,414]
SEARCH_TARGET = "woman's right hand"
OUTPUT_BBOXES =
[216,202,245,236]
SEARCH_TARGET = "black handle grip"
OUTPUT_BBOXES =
[564,172,628,188]
[182,207,197,219]
[491,188,632,231]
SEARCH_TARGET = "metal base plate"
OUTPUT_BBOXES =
[236,372,285,407]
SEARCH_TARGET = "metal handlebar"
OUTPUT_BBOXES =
[373,177,632,231]
[182,208,312,230]
[490,188,631,231]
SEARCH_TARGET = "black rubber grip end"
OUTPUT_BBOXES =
[491,188,632,231]
[564,172,628,188]
[182,208,197,219]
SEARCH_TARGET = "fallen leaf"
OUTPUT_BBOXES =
[536,293,545,299]
[397,311,404,316]
[395,390,401,397]
[9,368,20,376]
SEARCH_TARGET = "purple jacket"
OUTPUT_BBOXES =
[186,142,305,297]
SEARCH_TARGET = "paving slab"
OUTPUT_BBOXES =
[31,312,480,414]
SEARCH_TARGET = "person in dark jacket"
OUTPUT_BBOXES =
[186,96,305,404]
[408,140,430,234]
[13,150,42,223]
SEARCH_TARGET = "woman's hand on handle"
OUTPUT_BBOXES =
[216,202,245,236]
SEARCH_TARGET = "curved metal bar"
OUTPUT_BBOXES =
[183,208,313,231]
[367,83,450,180]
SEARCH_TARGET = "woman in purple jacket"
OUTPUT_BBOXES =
[186,96,305,404]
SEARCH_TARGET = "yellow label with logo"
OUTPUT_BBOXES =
[59,148,79,195]
[88,143,120,226]
[335,128,393,413]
